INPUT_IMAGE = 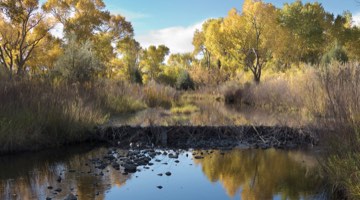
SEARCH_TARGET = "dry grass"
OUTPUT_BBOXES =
[0,79,107,153]
[142,80,178,109]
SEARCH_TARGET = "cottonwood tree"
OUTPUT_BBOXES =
[0,0,53,77]
[222,0,278,83]
[139,45,169,83]
[43,0,134,72]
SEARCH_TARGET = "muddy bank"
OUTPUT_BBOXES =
[96,126,319,149]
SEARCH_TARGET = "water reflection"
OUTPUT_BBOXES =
[194,149,322,200]
[0,146,323,200]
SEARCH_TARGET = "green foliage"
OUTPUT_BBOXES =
[322,44,349,65]
[54,35,104,83]
[176,70,195,90]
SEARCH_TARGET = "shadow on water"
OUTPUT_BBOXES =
[0,146,325,200]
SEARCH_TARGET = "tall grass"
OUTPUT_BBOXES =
[315,62,360,199]
[142,80,178,109]
[0,79,107,153]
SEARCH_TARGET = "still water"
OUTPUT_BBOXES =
[0,145,324,200]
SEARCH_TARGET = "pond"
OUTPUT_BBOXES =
[0,145,325,200]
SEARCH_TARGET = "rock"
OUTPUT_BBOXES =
[157,173,163,176]
[47,186,53,190]
[162,163,168,165]
[194,156,204,159]
[155,159,161,162]
[112,163,120,170]
[55,188,62,193]
[168,153,178,159]
[46,197,52,200]
[175,160,180,163]
[124,164,137,173]
[63,193,77,200]
[68,169,76,173]
[99,171,104,176]
[157,186,163,189]
[165,172,172,176]
[56,176,62,183]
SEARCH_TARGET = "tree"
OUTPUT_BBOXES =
[167,53,193,68]
[43,0,110,40]
[139,45,169,82]
[43,0,134,66]
[222,0,278,83]
[279,1,330,64]
[113,37,142,81]
[0,0,53,77]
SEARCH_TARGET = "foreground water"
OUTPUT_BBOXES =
[0,145,324,200]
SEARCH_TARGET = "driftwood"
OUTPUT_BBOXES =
[96,125,319,149]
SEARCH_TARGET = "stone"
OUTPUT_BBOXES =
[47,186,53,190]
[165,172,171,176]
[157,186,163,189]
[124,164,137,173]
[63,193,77,200]
[55,188,62,193]
[194,156,204,159]
[157,173,163,176]
[168,153,178,159]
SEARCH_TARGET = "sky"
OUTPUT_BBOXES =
[43,0,360,54]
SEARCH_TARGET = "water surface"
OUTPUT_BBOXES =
[0,146,324,200]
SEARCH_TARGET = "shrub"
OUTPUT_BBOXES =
[176,70,195,90]
[142,80,177,109]
[322,44,349,65]
[53,34,104,83]
[220,82,244,104]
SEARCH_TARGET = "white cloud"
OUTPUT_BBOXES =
[353,12,360,27]
[135,21,204,54]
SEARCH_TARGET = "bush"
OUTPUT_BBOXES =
[221,82,243,105]
[322,44,349,65]
[142,80,177,109]
[176,71,194,90]
[54,34,104,83]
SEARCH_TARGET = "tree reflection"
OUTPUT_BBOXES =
[0,146,131,200]
[194,149,321,200]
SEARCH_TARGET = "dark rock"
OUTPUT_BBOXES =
[194,156,204,159]
[157,173,163,176]
[63,193,77,200]
[165,172,171,176]
[55,188,62,193]
[46,197,52,200]
[175,160,180,163]
[47,186,53,190]
[157,186,163,189]
[56,176,62,183]
[124,164,137,173]
[168,153,178,159]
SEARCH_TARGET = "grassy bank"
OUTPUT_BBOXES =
[0,79,148,154]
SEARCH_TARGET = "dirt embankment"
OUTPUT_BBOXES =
[96,126,319,149]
